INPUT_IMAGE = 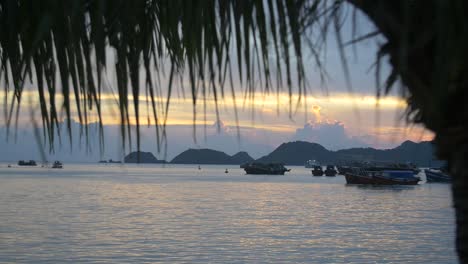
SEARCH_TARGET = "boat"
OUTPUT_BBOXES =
[18,160,37,166]
[344,167,421,185]
[244,163,290,175]
[305,159,320,168]
[425,168,451,183]
[98,159,122,164]
[324,165,337,176]
[337,165,352,175]
[311,165,324,176]
[51,161,63,169]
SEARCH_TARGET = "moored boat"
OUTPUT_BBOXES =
[425,169,451,183]
[51,161,63,169]
[305,159,320,168]
[312,165,324,176]
[337,165,352,175]
[324,165,337,176]
[18,160,37,166]
[344,167,420,185]
[244,163,290,175]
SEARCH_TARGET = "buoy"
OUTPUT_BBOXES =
[225,169,229,173]
[198,165,201,170]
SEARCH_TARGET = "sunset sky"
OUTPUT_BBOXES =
[0,10,433,161]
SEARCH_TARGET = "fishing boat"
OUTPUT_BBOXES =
[425,169,451,183]
[244,163,290,175]
[18,160,37,166]
[312,165,324,176]
[324,165,337,176]
[344,167,420,185]
[305,159,320,168]
[337,165,352,175]
[51,161,63,169]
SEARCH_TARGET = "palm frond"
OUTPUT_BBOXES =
[0,0,325,153]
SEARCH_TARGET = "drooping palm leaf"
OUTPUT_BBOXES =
[0,0,326,153]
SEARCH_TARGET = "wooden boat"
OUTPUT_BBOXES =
[51,161,63,169]
[305,159,320,168]
[425,169,451,183]
[18,160,37,166]
[337,165,352,175]
[344,167,420,185]
[312,165,324,176]
[324,165,337,176]
[244,163,290,175]
[98,159,122,164]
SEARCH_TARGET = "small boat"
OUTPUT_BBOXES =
[312,165,324,176]
[305,159,320,168]
[244,163,290,175]
[18,160,37,166]
[337,165,352,175]
[51,161,63,169]
[425,169,451,183]
[344,167,420,185]
[98,159,122,164]
[324,165,337,176]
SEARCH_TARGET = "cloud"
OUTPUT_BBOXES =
[292,120,368,150]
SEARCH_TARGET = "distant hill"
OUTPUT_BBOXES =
[256,141,333,165]
[255,140,442,167]
[230,151,254,164]
[124,151,166,163]
[171,149,254,164]
[335,140,436,166]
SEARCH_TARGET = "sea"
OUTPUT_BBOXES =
[0,164,457,263]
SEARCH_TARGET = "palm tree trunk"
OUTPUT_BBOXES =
[348,0,468,262]
[436,131,468,262]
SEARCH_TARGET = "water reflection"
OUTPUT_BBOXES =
[0,164,456,263]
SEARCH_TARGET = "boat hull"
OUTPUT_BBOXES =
[18,161,37,166]
[312,171,323,176]
[324,170,337,177]
[345,173,420,185]
[425,169,451,183]
[244,168,287,175]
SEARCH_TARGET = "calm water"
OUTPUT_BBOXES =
[0,164,457,263]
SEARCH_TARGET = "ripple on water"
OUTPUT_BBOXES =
[0,164,457,263]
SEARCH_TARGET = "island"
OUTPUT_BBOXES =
[255,140,442,167]
[124,151,167,164]
[171,149,254,165]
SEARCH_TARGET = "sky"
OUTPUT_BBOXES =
[0,6,433,162]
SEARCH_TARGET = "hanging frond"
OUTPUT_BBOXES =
[0,0,328,153]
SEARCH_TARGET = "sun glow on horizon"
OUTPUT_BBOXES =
[0,89,432,149]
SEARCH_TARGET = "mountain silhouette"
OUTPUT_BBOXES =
[171,149,254,164]
[255,140,441,166]
[230,151,255,164]
[255,141,333,165]
[124,151,166,163]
